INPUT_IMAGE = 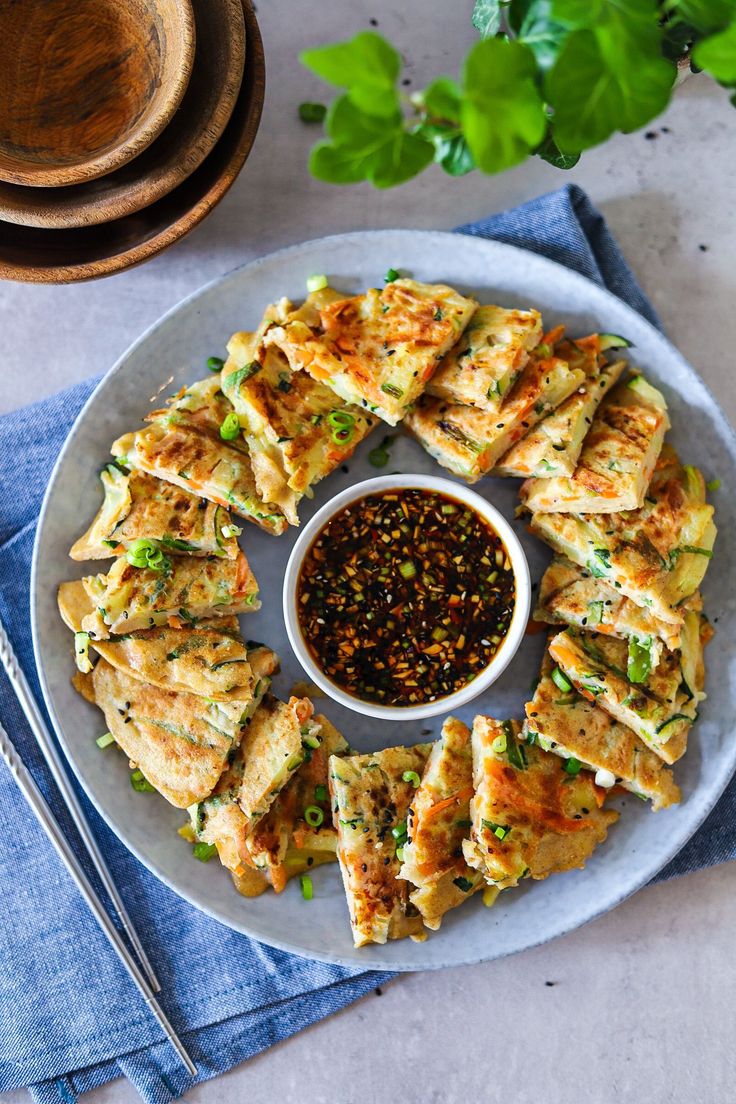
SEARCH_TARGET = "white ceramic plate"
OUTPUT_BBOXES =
[32,230,736,971]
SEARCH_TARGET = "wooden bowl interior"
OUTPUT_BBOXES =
[0,0,194,186]
[0,0,264,282]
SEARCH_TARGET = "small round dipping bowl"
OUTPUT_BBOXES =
[283,474,532,722]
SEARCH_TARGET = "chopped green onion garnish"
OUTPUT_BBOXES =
[534,342,552,358]
[627,636,653,684]
[193,842,217,862]
[586,600,604,628]
[220,522,242,540]
[126,538,171,575]
[482,819,510,840]
[385,267,400,282]
[551,666,573,693]
[391,819,408,842]
[314,783,328,803]
[96,731,115,749]
[369,446,389,467]
[396,846,405,863]
[302,733,321,750]
[306,272,329,293]
[207,355,225,372]
[431,625,448,643]
[300,874,314,900]
[491,732,507,754]
[564,757,582,776]
[398,560,416,580]
[304,805,324,827]
[402,770,421,788]
[298,101,327,123]
[74,631,93,674]
[706,478,720,491]
[327,410,356,429]
[219,412,241,441]
[130,769,155,793]
[440,503,458,514]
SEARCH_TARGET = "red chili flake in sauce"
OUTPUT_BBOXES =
[296,489,516,707]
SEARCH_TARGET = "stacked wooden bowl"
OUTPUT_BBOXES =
[0,0,264,283]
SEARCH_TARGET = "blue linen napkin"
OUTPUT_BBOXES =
[0,184,731,1104]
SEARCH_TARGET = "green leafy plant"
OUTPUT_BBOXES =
[298,0,736,188]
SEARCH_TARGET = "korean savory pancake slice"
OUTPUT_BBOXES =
[524,650,680,809]
[79,549,259,638]
[78,659,264,808]
[69,464,238,561]
[264,279,477,425]
[547,623,705,763]
[244,715,349,891]
[529,448,716,633]
[534,556,680,663]
[112,423,287,536]
[425,304,543,410]
[330,743,432,947]
[58,579,277,701]
[237,695,322,825]
[398,717,483,931]
[520,376,670,513]
[221,338,377,525]
[405,351,586,482]
[462,717,618,890]
[494,359,626,479]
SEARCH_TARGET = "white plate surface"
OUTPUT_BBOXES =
[31,230,736,970]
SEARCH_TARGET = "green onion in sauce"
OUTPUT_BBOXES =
[296,488,516,707]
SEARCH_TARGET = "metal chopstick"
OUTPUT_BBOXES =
[0,617,160,991]
[0,717,197,1077]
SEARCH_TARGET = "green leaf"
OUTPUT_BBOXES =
[665,0,736,34]
[310,95,434,187]
[422,77,463,122]
[660,19,699,62]
[536,131,580,168]
[461,39,547,173]
[693,22,736,85]
[552,0,661,32]
[472,0,505,38]
[512,0,568,70]
[301,31,400,88]
[415,122,477,175]
[546,29,675,152]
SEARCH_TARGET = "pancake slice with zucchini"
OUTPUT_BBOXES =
[244,715,349,891]
[398,717,484,931]
[80,549,259,638]
[221,337,377,525]
[76,658,268,807]
[264,279,477,426]
[524,650,681,809]
[462,717,618,889]
[70,465,239,561]
[58,578,277,702]
[330,743,432,947]
[405,351,586,483]
[425,304,542,410]
[520,376,669,513]
[547,618,707,763]
[191,695,323,878]
[529,448,716,637]
[494,358,626,479]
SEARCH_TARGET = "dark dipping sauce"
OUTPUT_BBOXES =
[296,488,516,707]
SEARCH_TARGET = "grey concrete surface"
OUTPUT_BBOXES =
[2,2,735,1102]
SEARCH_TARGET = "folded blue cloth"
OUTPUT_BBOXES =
[0,184,731,1104]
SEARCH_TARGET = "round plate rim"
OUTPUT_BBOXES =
[30,228,736,970]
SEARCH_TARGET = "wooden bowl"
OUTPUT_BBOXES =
[0,0,195,187]
[0,0,264,283]
[0,0,244,227]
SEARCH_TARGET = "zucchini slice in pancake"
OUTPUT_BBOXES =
[524,650,680,809]
[462,717,618,889]
[70,465,238,561]
[398,717,483,931]
[80,549,259,638]
[330,743,432,947]
[405,351,585,483]
[222,337,377,525]
[264,279,477,426]
[494,359,626,479]
[529,448,716,635]
[520,376,670,513]
[548,621,706,763]
[425,305,542,410]
[58,578,276,701]
[534,556,679,662]
[76,658,267,807]
[245,714,349,891]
